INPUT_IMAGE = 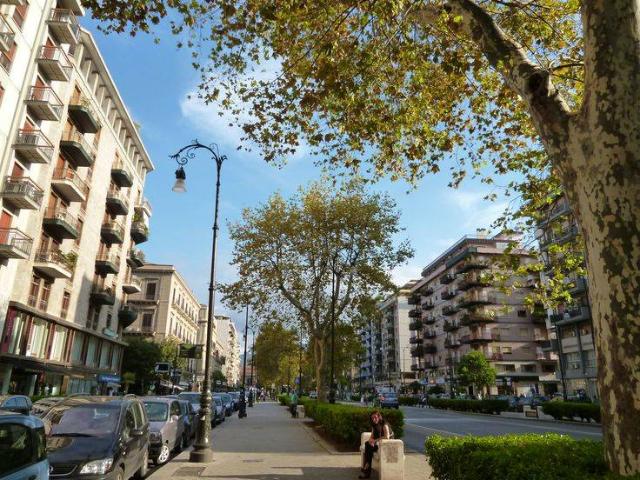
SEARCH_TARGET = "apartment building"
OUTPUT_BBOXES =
[124,264,201,385]
[358,281,417,391]
[215,316,240,387]
[537,196,597,399]
[193,304,226,389]
[0,0,153,396]
[408,234,559,396]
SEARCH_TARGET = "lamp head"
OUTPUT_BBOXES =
[172,166,186,193]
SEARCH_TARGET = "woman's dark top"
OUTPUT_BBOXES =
[371,420,387,440]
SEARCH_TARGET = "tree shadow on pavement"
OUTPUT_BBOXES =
[199,466,360,479]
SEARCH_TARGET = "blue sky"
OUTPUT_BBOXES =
[84,21,508,330]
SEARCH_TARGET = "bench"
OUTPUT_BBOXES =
[360,432,405,480]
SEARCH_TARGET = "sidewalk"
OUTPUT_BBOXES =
[148,402,429,479]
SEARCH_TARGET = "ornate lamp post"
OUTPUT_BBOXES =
[170,140,226,463]
[239,303,249,418]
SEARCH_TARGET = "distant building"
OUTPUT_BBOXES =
[125,264,200,385]
[194,304,226,388]
[215,316,241,387]
[537,196,597,399]
[409,234,558,396]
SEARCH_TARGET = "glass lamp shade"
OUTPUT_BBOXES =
[172,177,187,193]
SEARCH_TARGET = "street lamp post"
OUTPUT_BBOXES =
[170,140,227,463]
[249,326,256,407]
[239,303,249,418]
[329,270,337,403]
[298,321,303,397]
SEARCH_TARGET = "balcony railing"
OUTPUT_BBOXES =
[0,15,15,55]
[52,168,89,202]
[106,188,130,215]
[442,305,460,316]
[47,8,79,44]
[408,308,422,319]
[37,45,72,81]
[1,176,44,210]
[0,228,33,259]
[443,319,460,332]
[127,248,145,268]
[423,315,436,325]
[421,300,435,310]
[135,197,152,217]
[408,320,423,331]
[408,294,421,305]
[25,86,64,121]
[424,329,436,339]
[458,271,491,291]
[60,128,97,167]
[461,309,495,326]
[131,220,149,244]
[95,251,120,274]
[461,332,493,344]
[101,219,125,244]
[42,208,80,239]
[90,283,116,305]
[33,249,75,278]
[457,291,497,309]
[440,273,455,284]
[68,95,100,133]
[539,224,580,248]
[13,129,55,164]
[111,160,133,187]
[455,257,490,274]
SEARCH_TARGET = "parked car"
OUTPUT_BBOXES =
[44,395,150,480]
[212,396,225,424]
[309,391,318,399]
[143,397,186,465]
[219,393,233,417]
[0,395,32,415]
[31,397,64,417]
[229,392,240,411]
[376,392,400,409]
[0,410,49,480]
[175,399,197,441]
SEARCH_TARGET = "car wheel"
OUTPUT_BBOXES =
[114,466,125,480]
[136,450,149,479]
[155,444,171,465]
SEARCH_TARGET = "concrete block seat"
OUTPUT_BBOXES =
[360,432,405,480]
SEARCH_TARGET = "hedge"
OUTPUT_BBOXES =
[429,398,508,414]
[301,400,404,448]
[425,434,639,480]
[541,401,601,423]
[399,396,420,406]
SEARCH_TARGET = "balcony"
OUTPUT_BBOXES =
[424,329,436,339]
[410,364,424,372]
[440,273,455,284]
[0,228,32,259]
[445,357,459,367]
[539,224,580,249]
[135,198,152,217]
[553,306,591,326]
[408,294,421,305]
[458,271,491,291]
[42,208,80,239]
[421,286,434,296]
[131,220,149,244]
[68,96,100,134]
[411,345,424,357]
[537,197,571,228]
[47,9,79,44]
[90,284,116,305]
[424,343,437,354]
[118,306,138,329]
[0,15,14,55]
[455,257,490,274]
[37,46,72,82]
[106,188,129,216]
[445,338,461,349]
[423,315,436,325]
[60,129,96,167]
[57,0,83,15]
[425,360,438,370]
[33,249,75,279]
[461,332,493,344]
[569,277,588,295]
[111,161,133,187]
[442,305,460,316]
[408,320,423,331]
[409,336,421,345]
[421,300,435,311]
[25,86,63,121]
[101,219,125,244]
[457,291,496,309]
[122,275,142,294]
[461,310,495,326]
[13,129,54,164]
[127,248,145,268]
[408,307,422,319]
[1,176,43,210]
[441,289,457,301]
[443,319,460,332]
[95,252,120,275]
[51,168,89,203]
[0,0,27,5]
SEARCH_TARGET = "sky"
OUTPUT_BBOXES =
[83,21,508,334]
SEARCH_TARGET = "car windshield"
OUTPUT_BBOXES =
[46,405,120,437]
[144,402,169,422]
[385,393,397,398]
[178,393,200,405]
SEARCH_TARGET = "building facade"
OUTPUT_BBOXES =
[193,304,226,388]
[124,264,201,386]
[537,196,597,399]
[408,234,558,396]
[215,316,240,387]
[0,0,153,396]
[358,281,417,391]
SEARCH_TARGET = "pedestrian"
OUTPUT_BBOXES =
[359,411,391,479]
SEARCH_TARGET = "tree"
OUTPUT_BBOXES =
[254,322,299,388]
[121,337,162,395]
[89,1,640,473]
[157,337,188,371]
[221,180,412,401]
[456,351,497,397]
[211,369,227,387]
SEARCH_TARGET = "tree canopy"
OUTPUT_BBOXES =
[456,350,497,396]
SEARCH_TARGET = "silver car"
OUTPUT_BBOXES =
[212,395,226,422]
[143,397,186,465]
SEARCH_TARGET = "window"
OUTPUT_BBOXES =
[132,402,144,428]
[0,41,16,73]
[28,275,41,307]
[517,309,527,317]
[85,337,98,367]
[49,325,68,362]
[61,291,71,319]
[26,318,48,359]
[123,407,135,439]
[170,402,181,417]
[111,346,121,370]
[106,313,112,329]
[503,346,513,355]
[39,280,52,311]
[5,312,27,355]
[91,309,100,330]
[71,332,85,365]
[145,282,157,300]
[0,423,33,476]
[12,1,29,30]
[142,312,153,329]
[99,342,111,368]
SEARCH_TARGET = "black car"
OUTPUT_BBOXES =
[44,396,150,480]
[0,395,32,415]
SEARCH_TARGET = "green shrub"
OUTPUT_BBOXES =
[429,398,508,414]
[351,394,362,402]
[542,401,601,423]
[278,394,290,406]
[425,434,638,480]
[399,396,420,406]
[301,400,404,448]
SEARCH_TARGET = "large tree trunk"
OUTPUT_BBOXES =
[313,336,327,401]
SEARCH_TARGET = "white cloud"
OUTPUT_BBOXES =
[447,188,507,231]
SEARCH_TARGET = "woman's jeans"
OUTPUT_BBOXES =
[363,441,379,471]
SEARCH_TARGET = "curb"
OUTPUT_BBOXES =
[297,417,358,456]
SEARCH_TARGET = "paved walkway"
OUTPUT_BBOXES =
[148,402,429,479]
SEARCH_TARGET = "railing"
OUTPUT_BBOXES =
[96,251,120,265]
[102,218,125,235]
[136,197,152,215]
[2,176,44,204]
[107,188,130,206]
[92,282,115,295]
[49,8,79,36]
[34,249,76,270]
[0,228,33,256]
[15,128,54,149]
[27,86,63,117]
[28,294,48,311]
[52,168,89,195]
[62,128,96,156]
[43,207,80,229]
[38,45,72,69]
[0,14,14,45]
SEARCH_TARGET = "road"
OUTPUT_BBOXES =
[401,406,602,452]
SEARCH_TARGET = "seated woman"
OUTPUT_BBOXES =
[359,410,391,479]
